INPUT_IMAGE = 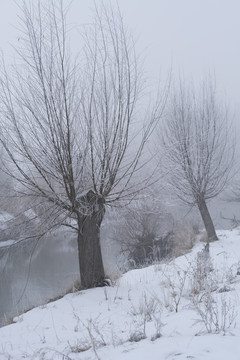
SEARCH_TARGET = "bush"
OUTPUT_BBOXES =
[189,246,238,334]
[114,198,175,268]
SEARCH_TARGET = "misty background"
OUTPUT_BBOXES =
[0,0,240,326]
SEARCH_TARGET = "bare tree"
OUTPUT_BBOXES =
[0,1,165,288]
[160,79,234,241]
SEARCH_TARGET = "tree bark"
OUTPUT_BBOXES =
[197,198,218,242]
[77,191,106,289]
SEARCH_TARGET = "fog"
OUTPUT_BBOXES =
[0,194,239,326]
[1,1,240,103]
[0,0,240,326]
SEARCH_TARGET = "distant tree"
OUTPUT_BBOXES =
[0,1,166,288]
[161,79,234,241]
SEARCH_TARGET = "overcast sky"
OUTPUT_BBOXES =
[0,0,239,112]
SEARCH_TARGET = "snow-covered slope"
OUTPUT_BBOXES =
[1,230,240,360]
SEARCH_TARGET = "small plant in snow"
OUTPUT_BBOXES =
[189,246,238,334]
[151,314,164,341]
[223,262,239,285]
[103,287,108,301]
[129,329,146,343]
[70,315,108,359]
[162,263,188,312]
[68,339,91,353]
[236,261,240,275]
[39,334,46,344]
[129,308,148,342]
[73,311,81,332]
[193,291,237,334]
[214,258,240,294]
[128,289,132,301]
[189,245,215,295]
[113,284,121,302]
[110,327,124,348]
[129,293,162,342]
[130,292,160,321]
[85,318,106,348]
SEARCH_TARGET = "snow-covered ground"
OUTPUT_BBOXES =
[1,229,240,359]
[0,240,15,248]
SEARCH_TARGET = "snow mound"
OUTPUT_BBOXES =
[1,229,240,359]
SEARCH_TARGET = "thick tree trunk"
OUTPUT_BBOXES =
[197,198,218,242]
[76,191,106,289]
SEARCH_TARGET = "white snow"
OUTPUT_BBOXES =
[0,240,15,248]
[24,209,37,220]
[0,212,14,230]
[1,229,240,359]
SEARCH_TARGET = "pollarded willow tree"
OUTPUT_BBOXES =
[0,1,166,288]
[161,79,234,242]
